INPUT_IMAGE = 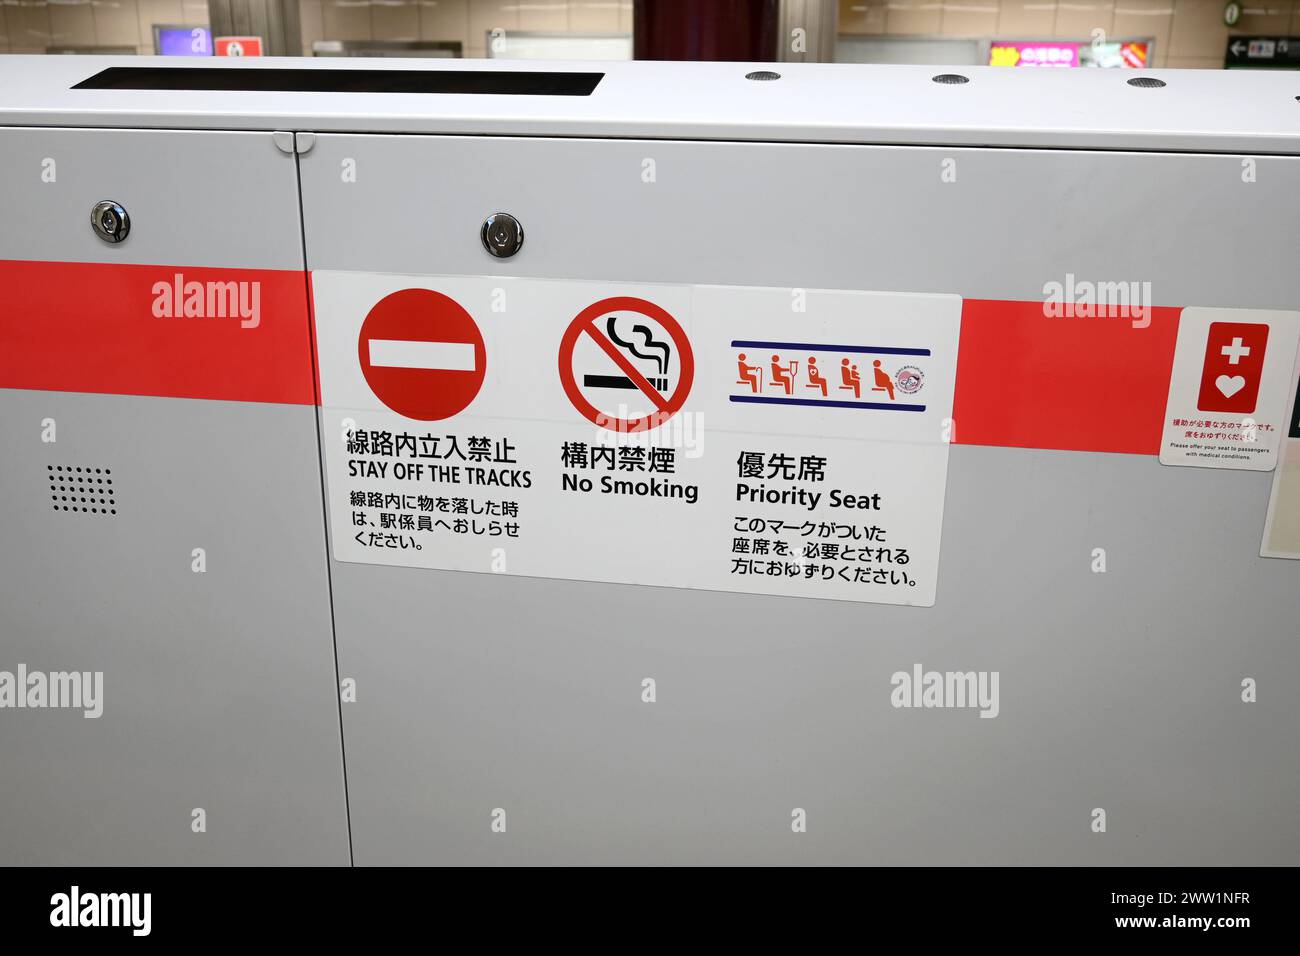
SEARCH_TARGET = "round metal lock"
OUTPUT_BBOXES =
[91,200,130,244]
[480,213,524,259]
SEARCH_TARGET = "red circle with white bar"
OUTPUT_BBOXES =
[558,296,693,432]
[358,288,486,421]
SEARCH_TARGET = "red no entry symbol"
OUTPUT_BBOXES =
[358,288,486,421]
[558,296,694,432]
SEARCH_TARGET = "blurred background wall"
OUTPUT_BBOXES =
[1,0,1296,70]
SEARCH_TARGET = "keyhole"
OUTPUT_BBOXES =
[91,200,129,243]
[480,212,523,259]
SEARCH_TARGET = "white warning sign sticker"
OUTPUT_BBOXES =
[313,274,962,606]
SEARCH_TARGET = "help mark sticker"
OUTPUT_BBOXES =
[1160,307,1300,470]
[312,274,961,607]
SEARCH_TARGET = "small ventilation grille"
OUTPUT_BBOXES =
[932,73,969,85]
[1128,76,1166,88]
[745,70,781,81]
[48,465,117,516]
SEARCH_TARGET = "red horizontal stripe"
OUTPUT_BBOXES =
[2,261,1181,456]
[953,298,1181,455]
[0,260,316,405]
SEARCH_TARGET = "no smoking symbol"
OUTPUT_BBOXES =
[558,296,694,432]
